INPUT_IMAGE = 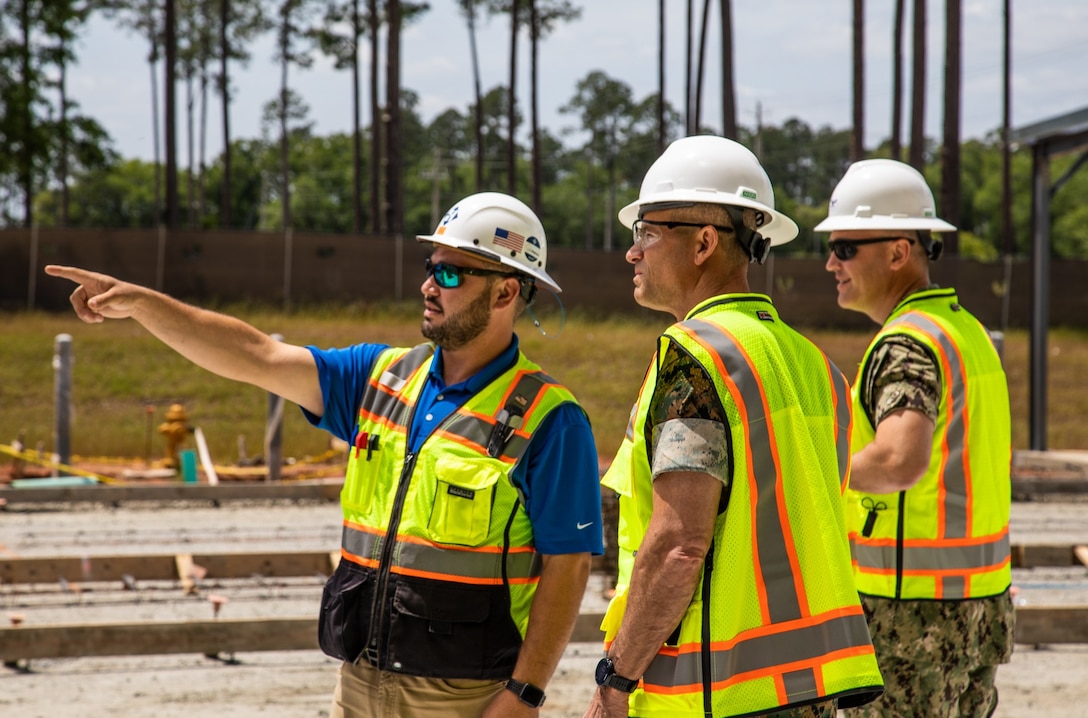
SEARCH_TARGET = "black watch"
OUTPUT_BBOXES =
[595,656,639,693]
[505,678,546,708]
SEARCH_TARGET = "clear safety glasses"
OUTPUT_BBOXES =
[631,218,729,250]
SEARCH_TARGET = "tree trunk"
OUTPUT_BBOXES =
[529,0,541,213]
[19,0,32,227]
[59,55,70,227]
[850,0,864,162]
[909,0,927,171]
[385,0,403,234]
[219,0,232,227]
[150,47,162,226]
[466,0,484,191]
[279,28,291,231]
[1001,0,1013,255]
[891,0,905,161]
[694,0,711,133]
[165,0,180,229]
[506,0,520,195]
[368,0,381,232]
[940,0,962,255]
[719,0,736,138]
[351,0,362,233]
[657,0,665,152]
[186,72,196,229]
[684,0,693,134]
[198,53,208,227]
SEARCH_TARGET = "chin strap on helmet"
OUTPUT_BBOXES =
[724,206,772,264]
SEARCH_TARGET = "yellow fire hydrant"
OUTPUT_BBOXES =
[157,403,191,468]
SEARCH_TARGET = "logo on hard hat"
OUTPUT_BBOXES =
[741,189,757,200]
[437,205,459,234]
[524,235,541,263]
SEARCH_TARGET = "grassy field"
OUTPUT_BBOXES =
[1,304,1085,468]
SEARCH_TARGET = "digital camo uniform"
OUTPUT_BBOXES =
[850,593,1014,718]
[845,330,1015,718]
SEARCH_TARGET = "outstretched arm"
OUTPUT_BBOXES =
[45,265,325,416]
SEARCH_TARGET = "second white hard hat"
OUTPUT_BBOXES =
[618,135,799,246]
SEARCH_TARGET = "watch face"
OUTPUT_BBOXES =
[595,657,613,686]
[520,683,546,707]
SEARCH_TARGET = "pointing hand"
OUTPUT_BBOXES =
[44,265,144,323]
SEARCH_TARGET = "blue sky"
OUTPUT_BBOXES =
[68,0,1088,162]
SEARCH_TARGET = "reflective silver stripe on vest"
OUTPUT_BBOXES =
[641,610,874,694]
[683,318,803,624]
[853,532,1010,575]
[360,344,434,427]
[826,357,852,491]
[341,524,543,581]
[438,371,552,461]
[886,313,968,538]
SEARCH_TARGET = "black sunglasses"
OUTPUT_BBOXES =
[425,258,518,289]
[828,236,915,261]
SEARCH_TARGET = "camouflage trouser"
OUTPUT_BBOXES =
[842,592,1015,718]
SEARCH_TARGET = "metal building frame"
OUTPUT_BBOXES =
[1011,106,1088,450]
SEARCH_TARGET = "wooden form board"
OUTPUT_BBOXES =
[2,542,1081,587]
[2,475,1085,505]
[0,478,343,505]
[2,605,1086,662]
[0,551,339,585]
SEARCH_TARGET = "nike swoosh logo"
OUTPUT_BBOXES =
[577,521,594,530]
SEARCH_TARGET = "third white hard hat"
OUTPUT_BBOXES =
[815,159,957,233]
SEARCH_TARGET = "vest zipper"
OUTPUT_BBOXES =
[700,539,715,717]
[894,489,906,599]
[362,450,418,667]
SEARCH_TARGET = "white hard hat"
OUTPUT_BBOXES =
[815,159,957,233]
[618,134,798,246]
[417,191,560,293]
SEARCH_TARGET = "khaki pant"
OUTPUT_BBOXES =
[330,660,507,718]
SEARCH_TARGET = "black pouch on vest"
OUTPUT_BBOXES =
[384,576,522,679]
[318,560,375,662]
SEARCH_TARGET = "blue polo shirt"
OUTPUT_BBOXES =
[302,336,603,556]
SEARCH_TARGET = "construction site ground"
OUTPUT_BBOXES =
[2,497,1087,718]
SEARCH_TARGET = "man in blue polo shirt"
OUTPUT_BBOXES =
[45,191,602,718]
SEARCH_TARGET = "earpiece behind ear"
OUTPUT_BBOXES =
[928,240,944,261]
[519,280,538,306]
[748,233,771,265]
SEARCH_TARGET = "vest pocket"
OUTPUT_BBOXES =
[318,560,375,663]
[427,455,500,546]
[386,577,521,678]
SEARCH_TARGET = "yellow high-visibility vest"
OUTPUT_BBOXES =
[848,288,1012,600]
[602,295,883,718]
[337,342,581,678]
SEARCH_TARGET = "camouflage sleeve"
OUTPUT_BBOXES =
[645,341,730,485]
[860,334,942,427]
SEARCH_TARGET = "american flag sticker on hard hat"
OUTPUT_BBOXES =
[493,227,525,253]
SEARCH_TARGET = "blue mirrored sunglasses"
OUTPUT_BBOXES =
[425,258,518,289]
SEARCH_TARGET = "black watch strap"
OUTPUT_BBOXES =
[595,657,640,693]
[505,678,547,708]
